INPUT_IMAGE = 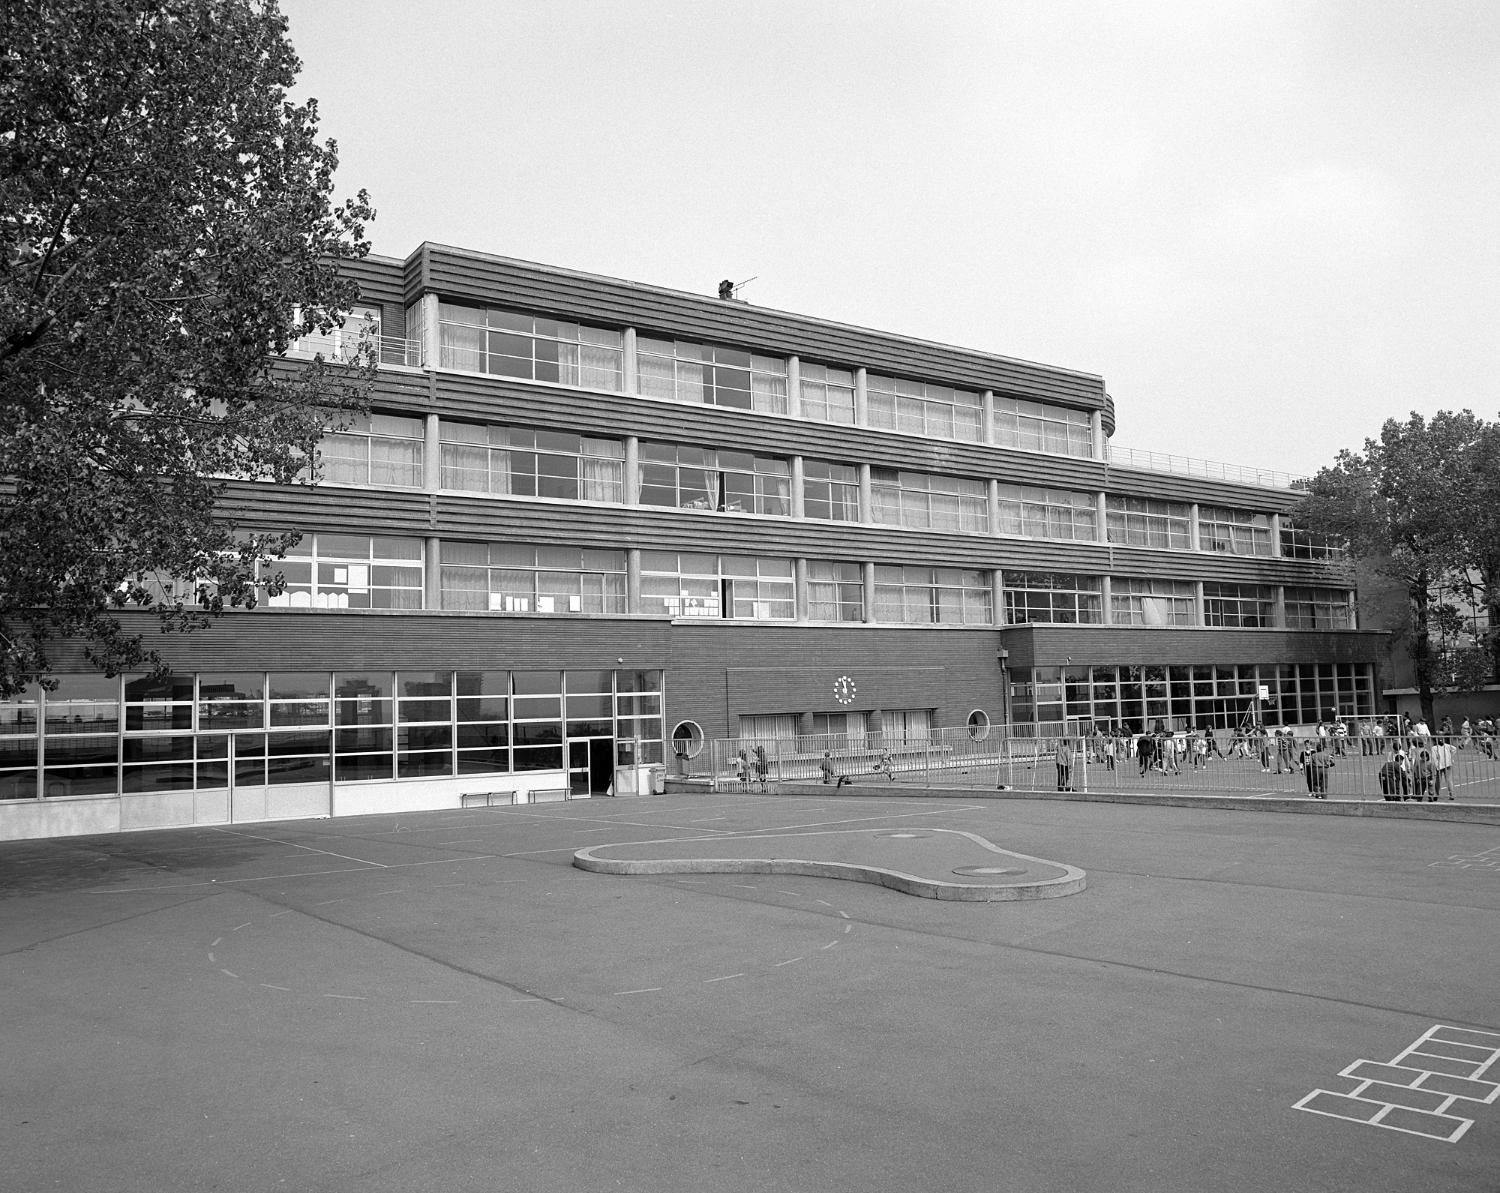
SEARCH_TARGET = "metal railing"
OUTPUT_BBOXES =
[708,728,1500,802]
[285,333,424,369]
[1109,445,1305,491]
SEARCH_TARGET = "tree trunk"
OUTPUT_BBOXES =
[1412,573,1437,726]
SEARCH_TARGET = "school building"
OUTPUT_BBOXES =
[0,244,1387,840]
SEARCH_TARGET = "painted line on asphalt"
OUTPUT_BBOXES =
[1295,1025,1500,1142]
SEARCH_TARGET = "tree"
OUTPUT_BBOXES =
[0,0,375,697]
[1296,411,1497,724]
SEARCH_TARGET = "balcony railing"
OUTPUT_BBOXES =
[286,333,424,369]
[1108,445,1305,491]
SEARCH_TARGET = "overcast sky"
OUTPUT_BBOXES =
[282,0,1499,479]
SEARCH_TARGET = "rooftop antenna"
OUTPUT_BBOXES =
[718,276,757,301]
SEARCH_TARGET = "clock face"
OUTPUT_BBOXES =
[834,675,857,705]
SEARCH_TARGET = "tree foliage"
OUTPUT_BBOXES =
[1297,411,1500,720]
[0,0,374,696]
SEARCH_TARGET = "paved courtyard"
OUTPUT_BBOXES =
[4,792,1498,1192]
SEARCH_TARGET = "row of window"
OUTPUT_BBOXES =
[1009,662,1376,732]
[252,534,1354,629]
[320,416,1343,558]
[414,300,1099,456]
[0,670,663,801]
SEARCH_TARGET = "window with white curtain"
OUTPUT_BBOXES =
[867,375,982,442]
[439,421,624,503]
[880,709,933,743]
[799,362,856,424]
[319,413,424,488]
[736,714,798,746]
[437,303,624,389]
[637,337,788,413]
[871,468,988,534]
[1111,577,1196,626]
[807,561,864,621]
[996,484,1098,541]
[993,396,1093,457]
[873,566,992,625]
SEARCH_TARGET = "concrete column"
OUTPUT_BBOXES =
[624,327,638,394]
[624,436,640,506]
[425,536,441,610]
[1091,409,1106,460]
[1270,512,1283,557]
[1194,579,1206,627]
[992,568,1005,626]
[791,456,805,519]
[1100,575,1113,625]
[1189,502,1201,552]
[854,367,869,427]
[786,355,801,419]
[1096,491,1109,543]
[862,561,877,624]
[1274,584,1288,628]
[421,293,440,371]
[794,557,808,623]
[988,479,1001,538]
[626,547,642,615]
[858,463,873,524]
[982,389,995,445]
[424,413,441,494]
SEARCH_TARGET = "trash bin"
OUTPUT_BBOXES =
[649,764,666,795]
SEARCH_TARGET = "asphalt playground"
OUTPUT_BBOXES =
[4,789,1498,1192]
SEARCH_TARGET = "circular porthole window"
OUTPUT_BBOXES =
[671,720,705,759]
[967,710,991,742]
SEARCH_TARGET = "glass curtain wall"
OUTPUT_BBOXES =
[1007,662,1375,734]
[0,670,665,801]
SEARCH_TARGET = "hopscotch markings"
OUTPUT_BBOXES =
[1295,1025,1500,1142]
[1429,845,1500,870]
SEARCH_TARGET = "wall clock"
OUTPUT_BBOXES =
[834,675,857,705]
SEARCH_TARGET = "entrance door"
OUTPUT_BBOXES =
[587,738,614,794]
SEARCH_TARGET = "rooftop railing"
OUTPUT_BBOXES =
[1108,445,1306,491]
